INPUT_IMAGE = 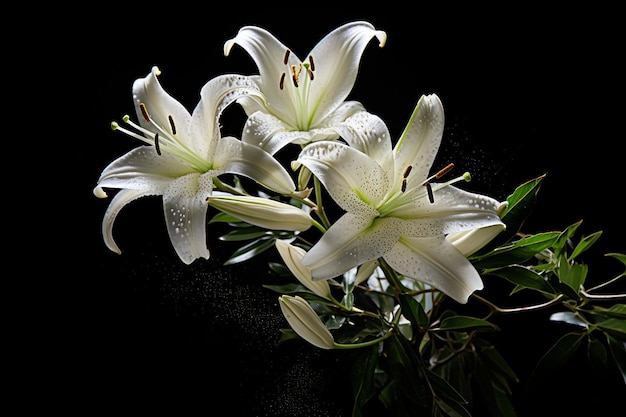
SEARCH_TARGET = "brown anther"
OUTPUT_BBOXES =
[291,64,301,87]
[283,49,291,65]
[139,103,150,122]
[308,55,315,72]
[154,133,161,155]
[401,178,408,193]
[434,163,454,179]
[403,165,412,178]
[279,72,286,90]
[307,68,314,81]
[425,182,434,203]
[168,115,177,135]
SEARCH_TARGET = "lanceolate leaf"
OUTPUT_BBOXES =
[479,174,545,252]
[472,232,559,269]
[528,332,585,389]
[483,265,555,295]
[436,316,498,332]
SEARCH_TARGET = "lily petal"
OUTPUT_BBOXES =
[393,94,445,187]
[162,173,212,264]
[384,236,484,304]
[214,136,295,195]
[297,141,389,212]
[303,215,401,281]
[306,21,387,126]
[101,188,150,255]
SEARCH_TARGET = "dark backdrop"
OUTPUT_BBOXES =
[42,5,624,416]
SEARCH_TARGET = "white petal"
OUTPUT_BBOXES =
[162,173,212,264]
[214,136,295,195]
[101,188,149,255]
[192,74,265,158]
[132,66,194,150]
[331,110,393,171]
[303,215,401,281]
[384,236,484,304]
[392,185,503,236]
[306,21,386,127]
[223,26,298,125]
[297,141,389,212]
[96,147,190,192]
[393,94,445,187]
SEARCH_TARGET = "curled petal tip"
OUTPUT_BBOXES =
[93,187,107,199]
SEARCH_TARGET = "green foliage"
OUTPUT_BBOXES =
[229,174,625,416]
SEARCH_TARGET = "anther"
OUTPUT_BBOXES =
[154,133,161,155]
[168,115,177,135]
[425,182,434,203]
[139,103,150,122]
[307,68,314,81]
[403,165,412,179]
[291,64,302,87]
[283,49,291,65]
[434,163,454,179]
[401,178,408,192]
[279,72,286,90]
[308,55,315,72]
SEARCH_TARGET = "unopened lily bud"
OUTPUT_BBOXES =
[278,295,335,349]
[275,240,331,298]
[208,195,312,231]
[447,223,505,257]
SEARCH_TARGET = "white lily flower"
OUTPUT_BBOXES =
[296,94,505,303]
[94,66,296,265]
[278,295,335,349]
[275,240,331,298]
[224,21,387,155]
[208,195,312,232]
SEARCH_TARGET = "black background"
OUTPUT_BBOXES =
[37,5,625,416]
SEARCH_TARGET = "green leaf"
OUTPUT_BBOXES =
[218,227,269,241]
[528,332,585,389]
[472,232,560,269]
[426,367,468,404]
[434,397,472,417]
[569,230,603,261]
[596,316,626,340]
[351,345,379,412]
[437,316,498,332]
[481,174,544,251]
[399,293,429,331]
[223,237,275,265]
[556,258,588,293]
[587,336,608,379]
[607,334,626,383]
[483,265,555,295]
[473,338,519,384]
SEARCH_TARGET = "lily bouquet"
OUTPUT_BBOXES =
[94,21,625,416]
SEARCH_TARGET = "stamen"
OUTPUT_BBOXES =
[307,68,314,81]
[283,49,291,65]
[279,72,286,90]
[425,182,434,203]
[291,64,302,87]
[168,115,176,135]
[154,133,161,155]
[308,55,315,72]
[403,165,412,178]
[401,178,408,192]
[139,103,150,122]
[434,163,454,179]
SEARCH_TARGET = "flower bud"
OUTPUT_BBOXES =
[447,223,505,257]
[275,240,331,298]
[208,195,312,231]
[278,295,335,349]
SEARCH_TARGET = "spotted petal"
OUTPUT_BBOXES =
[384,236,484,304]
